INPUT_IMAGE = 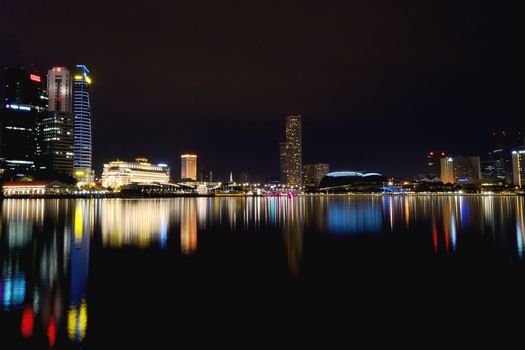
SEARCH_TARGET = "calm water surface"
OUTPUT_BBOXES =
[2,195,525,347]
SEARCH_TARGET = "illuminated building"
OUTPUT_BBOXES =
[181,154,197,180]
[491,131,524,183]
[440,157,455,184]
[35,112,74,175]
[0,67,48,179]
[101,157,170,188]
[426,151,445,178]
[440,156,481,184]
[47,67,72,113]
[280,115,302,185]
[303,163,330,187]
[2,180,68,197]
[4,67,48,111]
[73,65,93,183]
[512,148,525,187]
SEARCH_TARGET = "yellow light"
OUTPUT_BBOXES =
[85,76,92,84]
[67,306,77,340]
[75,170,85,176]
[75,205,83,243]
[74,75,83,80]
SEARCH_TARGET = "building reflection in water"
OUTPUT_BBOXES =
[181,199,197,255]
[99,199,170,249]
[0,199,92,347]
[281,197,303,278]
[68,200,92,343]
[516,198,525,259]
[327,197,382,235]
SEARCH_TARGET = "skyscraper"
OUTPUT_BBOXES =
[440,156,481,184]
[181,154,197,180]
[426,151,445,178]
[4,67,48,111]
[490,131,524,183]
[280,115,302,186]
[0,67,47,179]
[303,163,330,187]
[47,67,72,113]
[35,112,74,176]
[73,65,93,182]
[512,148,525,187]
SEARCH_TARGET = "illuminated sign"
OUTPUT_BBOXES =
[29,74,41,82]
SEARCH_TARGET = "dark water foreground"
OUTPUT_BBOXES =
[1,195,525,347]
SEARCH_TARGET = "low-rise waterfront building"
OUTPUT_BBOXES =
[2,180,68,197]
[101,158,170,188]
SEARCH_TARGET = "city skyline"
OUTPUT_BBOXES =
[0,0,523,180]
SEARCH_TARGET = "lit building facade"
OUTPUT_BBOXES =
[35,112,74,175]
[181,154,197,180]
[426,151,445,178]
[1,67,48,179]
[47,67,72,113]
[101,158,170,188]
[440,156,481,184]
[512,148,525,187]
[303,163,330,187]
[73,65,93,183]
[280,115,302,186]
[4,67,48,111]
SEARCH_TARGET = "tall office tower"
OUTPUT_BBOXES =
[35,113,74,176]
[440,157,455,184]
[426,151,445,177]
[440,156,481,184]
[0,67,47,179]
[303,163,330,187]
[280,115,302,186]
[47,67,72,113]
[491,131,524,183]
[73,65,93,183]
[512,147,525,187]
[181,154,197,180]
[239,171,249,184]
[4,67,48,111]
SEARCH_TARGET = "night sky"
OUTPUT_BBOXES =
[1,0,523,180]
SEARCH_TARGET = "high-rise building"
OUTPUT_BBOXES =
[426,151,445,177]
[490,131,524,183]
[440,157,455,184]
[35,112,74,175]
[72,65,93,183]
[303,163,330,187]
[512,148,525,187]
[0,67,48,180]
[440,156,481,184]
[280,115,302,186]
[181,154,197,180]
[47,67,72,113]
[4,67,48,111]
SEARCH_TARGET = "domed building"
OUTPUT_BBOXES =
[318,171,385,192]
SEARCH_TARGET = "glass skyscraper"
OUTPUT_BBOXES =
[73,65,93,182]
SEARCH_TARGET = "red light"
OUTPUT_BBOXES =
[21,306,34,338]
[47,317,56,347]
[29,74,41,83]
[441,152,445,156]
[429,152,434,156]
[57,68,61,72]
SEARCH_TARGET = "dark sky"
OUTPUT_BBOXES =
[1,0,524,180]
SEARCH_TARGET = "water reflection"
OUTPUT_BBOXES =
[1,196,525,347]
